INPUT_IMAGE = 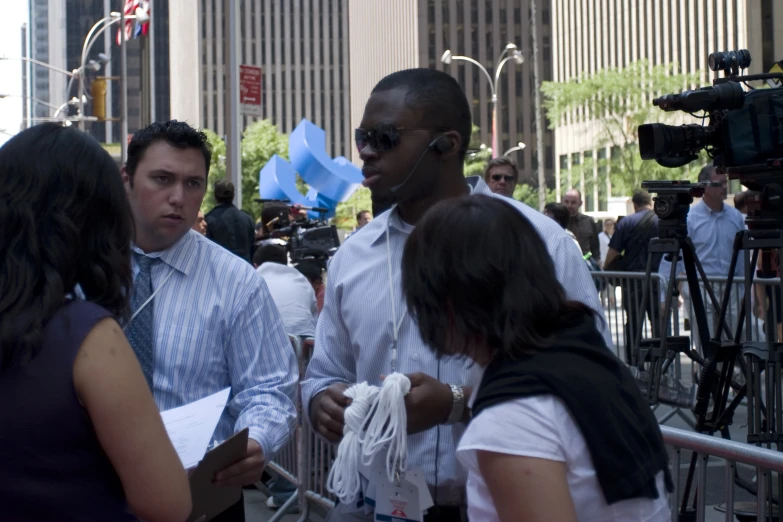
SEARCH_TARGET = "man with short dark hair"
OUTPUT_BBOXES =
[253,244,317,339]
[605,189,660,359]
[563,188,600,260]
[483,156,519,197]
[122,120,297,522]
[205,179,255,263]
[302,68,610,521]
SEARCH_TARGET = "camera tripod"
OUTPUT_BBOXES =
[632,181,762,520]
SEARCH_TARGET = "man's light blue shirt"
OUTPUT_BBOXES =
[658,200,745,290]
[131,230,297,460]
[301,177,611,505]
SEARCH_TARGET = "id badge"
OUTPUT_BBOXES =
[374,479,422,522]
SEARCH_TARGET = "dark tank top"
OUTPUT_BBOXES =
[0,300,138,521]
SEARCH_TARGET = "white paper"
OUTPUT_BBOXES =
[160,387,231,469]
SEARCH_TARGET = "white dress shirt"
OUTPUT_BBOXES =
[256,262,318,338]
[131,230,297,459]
[301,177,611,506]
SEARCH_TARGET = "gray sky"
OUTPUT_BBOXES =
[0,0,30,147]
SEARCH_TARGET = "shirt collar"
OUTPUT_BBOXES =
[131,229,199,276]
[696,199,725,215]
[366,175,489,246]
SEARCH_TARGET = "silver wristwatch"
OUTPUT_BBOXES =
[446,384,465,424]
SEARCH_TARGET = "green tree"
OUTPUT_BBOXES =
[334,187,373,230]
[513,183,557,208]
[463,124,492,177]
[542,60,704,195]
[240,120,290,220]
[201,129,227,213]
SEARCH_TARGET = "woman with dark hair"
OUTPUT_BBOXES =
[0,124,191,522]
[402,195,671,521]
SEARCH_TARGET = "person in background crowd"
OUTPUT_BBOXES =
[658,165,747,350]
[401,195,671,522]
[483,156,519,198]
[599,218,615,268]
[192,209,208,235]
[122,120,297,522]
[253,245,318,339]
[605,190,660,361]
[563,188,601,260]
[205,180,255,263]
[303,68,609,522]
[0,124,191,522]
[544,202,582,252]
[295,260,326,315]
[346,210,373,239]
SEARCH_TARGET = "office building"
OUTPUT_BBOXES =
[351,0,556,179]
[551,0,783,211]
[28,0,67,122]
[170,0,352,158]
[170,0,552,177]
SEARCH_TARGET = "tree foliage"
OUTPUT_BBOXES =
[201,121,289,221]
[240,120,289,220]
[542,60,705,194]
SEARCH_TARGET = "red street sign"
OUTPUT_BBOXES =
[240,65,262,116]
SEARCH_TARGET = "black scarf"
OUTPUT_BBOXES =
[472,314,674,504]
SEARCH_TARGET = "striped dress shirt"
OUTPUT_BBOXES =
[131,229,297,460]
[302,177,611,506]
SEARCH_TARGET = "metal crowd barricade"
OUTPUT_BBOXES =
[263,335,337,522]
[591,270,674,363]
[662,425,783,522]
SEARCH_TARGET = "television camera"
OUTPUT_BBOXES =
[638,50,783,519]
[256,199,341,264]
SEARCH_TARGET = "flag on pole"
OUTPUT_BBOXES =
[116,0,151,46]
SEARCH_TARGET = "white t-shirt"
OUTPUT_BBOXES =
[456,394,669,522]
[256,262,318,338]
[599,231,612,266]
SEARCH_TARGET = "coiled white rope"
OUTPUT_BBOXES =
[326,382,380,503]
[325,373,411,504]
[362,373,411,483]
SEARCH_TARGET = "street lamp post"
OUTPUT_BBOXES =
[78,8,149,133]
[441,43,524,158]
[503,142,526,157]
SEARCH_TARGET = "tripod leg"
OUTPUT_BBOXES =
[633,252,656,367]
[682,241,714,360]
[710,230,745,340]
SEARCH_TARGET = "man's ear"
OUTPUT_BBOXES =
[440,130,462,160]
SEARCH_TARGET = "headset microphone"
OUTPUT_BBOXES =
[389,136,451,194]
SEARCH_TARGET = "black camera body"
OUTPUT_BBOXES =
[259,199,341,262]
[641,180,706,238]
[638,49,783,174]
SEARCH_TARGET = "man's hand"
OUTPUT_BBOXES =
[311,383,351,444]
[215,439,265,487]
[404,373,453,435]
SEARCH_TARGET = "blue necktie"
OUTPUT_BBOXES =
[126,254,156,389]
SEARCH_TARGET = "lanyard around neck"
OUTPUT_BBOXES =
[385,212,407,373]
[123,260,176,329]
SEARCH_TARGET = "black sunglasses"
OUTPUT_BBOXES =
[355,122,442,153]
[491,174,516,182]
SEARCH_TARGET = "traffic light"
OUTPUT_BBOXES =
[91,78,107,121]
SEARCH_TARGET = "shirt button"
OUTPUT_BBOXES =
[412,353,419,361]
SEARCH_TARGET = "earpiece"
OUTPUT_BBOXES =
[429,135,453,154]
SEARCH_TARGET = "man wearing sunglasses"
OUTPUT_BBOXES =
[483,156,519,198]
[302,68,611,522]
